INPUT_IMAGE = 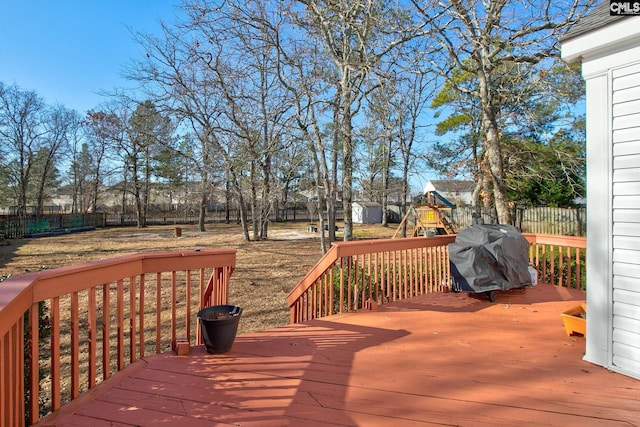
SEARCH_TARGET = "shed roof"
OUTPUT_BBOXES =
[353,201,382,208]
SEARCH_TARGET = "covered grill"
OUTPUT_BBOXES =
[448,224,533,301]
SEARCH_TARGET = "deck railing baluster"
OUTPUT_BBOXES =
[88,287,96,389]
[0,250,236,426]
[156,273,162,351]
[70,292,79,399]
[139,274,145,358]
[116,279,124,371]
[28,303,38,424]
[129,276,136,363]
[50,297,60,412]
[102,283,110,381]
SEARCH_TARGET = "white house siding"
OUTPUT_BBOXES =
[611,62,640,376]
[562,10,640,379]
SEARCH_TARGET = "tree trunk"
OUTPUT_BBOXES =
[478,72,511,225]
[381,129,393,227]
[250,161,259,241]
[142,148,151,228]
[341,77,353,241]
[399,151,411,238]
[198,177,207,232]
[483,118,511,224]
[329,86,341,244]
[225,173,232,224]
[234,179,250,241]
[317,192,327,254]
[260,156,271,240]
[132,157,145,228]
[238,199,250,241]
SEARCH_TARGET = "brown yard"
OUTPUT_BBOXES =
[0,222,396,335]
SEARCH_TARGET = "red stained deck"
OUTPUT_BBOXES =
[36,285,639,426]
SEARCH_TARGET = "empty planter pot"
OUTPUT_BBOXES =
[197,305,242,354]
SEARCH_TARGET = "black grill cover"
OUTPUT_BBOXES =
[449,224,531,293]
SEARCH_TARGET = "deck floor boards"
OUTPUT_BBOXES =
[36,285,640,426]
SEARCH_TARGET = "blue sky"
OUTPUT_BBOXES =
[0,1,181,113]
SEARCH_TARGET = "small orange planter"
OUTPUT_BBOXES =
[561,303,586,336]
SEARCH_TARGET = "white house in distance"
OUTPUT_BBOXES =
[561,2,640,380]
[422,180,475,206]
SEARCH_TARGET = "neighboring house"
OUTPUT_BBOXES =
[561,2,640,380]
[422,180,475,206]
[353,201,383,224]
[50,195,73,212]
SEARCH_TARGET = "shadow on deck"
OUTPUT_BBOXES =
[37,284,639,426]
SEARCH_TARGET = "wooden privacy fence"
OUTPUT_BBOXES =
[514,207,586,236]
[0,249,236,427]
[449,206,586,236]
[288,233,587,324]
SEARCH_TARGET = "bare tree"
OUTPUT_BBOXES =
[272,15,339,252]
[66,111,91,213]
[128,1,295,239]
[127,100,174,227]
[411,0,595,224]
[33,105,75,214]
[293,0,427,240]
[83,110,118,213]
[68,140,92,213]
[389,72,435,233]
[185,1,294,240]
[127,16,224,232]
[0,83,48,215]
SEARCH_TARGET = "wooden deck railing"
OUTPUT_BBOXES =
[287,236,457,323]
[0,249,236,427]
[288,233,587,323]
[524,233,587,290]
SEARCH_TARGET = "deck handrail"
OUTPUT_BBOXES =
[288,233,587,324]
[523,233,586,290]
[0,249,236,427]
[287,235,457,323]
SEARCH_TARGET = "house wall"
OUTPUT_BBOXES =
[563,17,640,380]
[440,191,473,206]
[611,62,640,377]
[422,181,474,206]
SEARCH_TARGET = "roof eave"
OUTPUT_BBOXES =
[562,16,640,63]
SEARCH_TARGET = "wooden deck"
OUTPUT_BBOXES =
[36,284,639,426]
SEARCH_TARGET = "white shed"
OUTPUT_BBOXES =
[562,3,640,380]
[353,202,383,224]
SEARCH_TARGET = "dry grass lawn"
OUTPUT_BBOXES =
[0,222,396,334]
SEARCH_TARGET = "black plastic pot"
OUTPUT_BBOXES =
[197,305,242,354]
